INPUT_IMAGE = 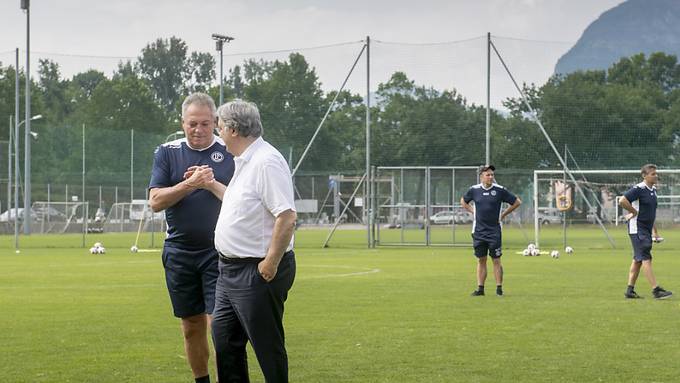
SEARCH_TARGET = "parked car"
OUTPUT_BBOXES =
[430,209,473,224]
[537,209,563,225]
[0,208,35,222]
[455,210,474,224]
[430,211,455,224]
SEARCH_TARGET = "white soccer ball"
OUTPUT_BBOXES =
[565,246,574,254]
[130,245,139,253]
[530,248,540,256]
[89,247,98,254]
[527,243,536,251]
[96,246,106,254]
[551,250,560,258]
[522,248,530,256]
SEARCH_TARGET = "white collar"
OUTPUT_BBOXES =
[185,136,216,152]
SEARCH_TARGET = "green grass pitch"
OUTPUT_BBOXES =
[1,225,679,382]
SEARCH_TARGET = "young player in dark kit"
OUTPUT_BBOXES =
[461,165,521,296]
[619,164,672,300]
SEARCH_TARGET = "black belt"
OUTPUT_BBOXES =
[219,250,293,264]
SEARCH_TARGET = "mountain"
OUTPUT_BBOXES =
[554,0,680,75]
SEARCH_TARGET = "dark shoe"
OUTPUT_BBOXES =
[496,287,503,296]
[471,289,485,296]
[624,290,641,299]
[653,287,673,299]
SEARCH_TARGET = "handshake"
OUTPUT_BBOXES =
[184,165,215,188]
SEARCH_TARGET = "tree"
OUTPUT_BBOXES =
[136,37,216,113]
[241,54,326,171]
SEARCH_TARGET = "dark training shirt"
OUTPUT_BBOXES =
[463,183,517,238]
[623,182,657,235]
[149,137,234,249]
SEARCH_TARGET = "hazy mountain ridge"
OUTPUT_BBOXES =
[555,0,680,74]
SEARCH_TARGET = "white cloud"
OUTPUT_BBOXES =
[0,0,624,108]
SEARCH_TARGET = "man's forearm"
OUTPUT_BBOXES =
[619,197,637,215]
[460,198,474,214]
[502,199,522,219]
[265,210,297,266]
[149,183,194,212]
[204,181,227,201]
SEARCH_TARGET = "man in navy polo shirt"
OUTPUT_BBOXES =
[461,165,521,296]
[149,93,234,383]
[619,164,672,300]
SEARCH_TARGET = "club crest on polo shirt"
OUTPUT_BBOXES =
[491,190,497,196]
[211,151,225,163]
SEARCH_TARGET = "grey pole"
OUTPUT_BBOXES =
[130,129,134,201]
[82,123,85,235]
[14,47,20,249]
[365,36,372,248]
[211,34,234,105]
[218,40,223,105]
[8,116,12,220]
[485,32,491,166]
[22,0,31,235]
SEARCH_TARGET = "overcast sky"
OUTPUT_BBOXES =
[0,0,624,108]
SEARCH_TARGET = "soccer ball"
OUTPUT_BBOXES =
[89,246,98,254]
[93,242,102,248]
[565,246,574,254]
[527,243,536,251]
[96,246,106,254]
[530,248,540,256]
[550,250,560,258]
[130,245,139,253]
[522,248,530,256]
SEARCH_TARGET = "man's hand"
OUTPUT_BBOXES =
[184,165,215,189]
[624,211,638,221]
[258,258,278,282]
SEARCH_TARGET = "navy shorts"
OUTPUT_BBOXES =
[629,232,652,262]
[162,245,219,318]
[472,234,503,258]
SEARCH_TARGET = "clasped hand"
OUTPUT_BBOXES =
[183,165,215,188]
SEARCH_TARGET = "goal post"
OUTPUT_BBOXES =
[533,169,680,249]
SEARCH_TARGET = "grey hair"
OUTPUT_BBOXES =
[217,99,263,138]
[181,92,217,119]
[641,164,657,177]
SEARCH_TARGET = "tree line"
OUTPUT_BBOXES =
[2,36,680,189]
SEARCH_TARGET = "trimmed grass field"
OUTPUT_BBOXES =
[1,226,680,382]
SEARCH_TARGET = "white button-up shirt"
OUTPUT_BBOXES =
[214,137,296,258]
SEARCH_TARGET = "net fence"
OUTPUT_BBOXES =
[1,34,679,248]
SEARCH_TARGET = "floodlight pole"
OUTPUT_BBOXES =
[14,47,20,249]
[485,32,491,166]
[22,0,32,234]
[82,123,86,248]
[212,34,234,106]
[8,116,12,224]
[130,129,134,201]
[366,36,372,248]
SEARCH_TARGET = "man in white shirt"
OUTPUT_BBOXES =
[211,99,297,383]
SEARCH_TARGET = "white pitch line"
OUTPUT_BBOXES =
[298,265,381,279]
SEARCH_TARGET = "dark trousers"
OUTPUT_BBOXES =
[212,251,296,383]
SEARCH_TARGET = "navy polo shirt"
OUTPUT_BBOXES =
[463,183,517,237]
[149,137,234,249]
[624,182,657,235]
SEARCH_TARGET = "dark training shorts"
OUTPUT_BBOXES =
[472,234,503,258]
[629,232,653,262]
[162,245,219,318]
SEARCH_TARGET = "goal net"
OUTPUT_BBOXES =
[533,169,680,249]
[30,201,88,234]
[105,200,165,233]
